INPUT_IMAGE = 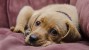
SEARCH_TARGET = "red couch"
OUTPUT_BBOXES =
[0,0,89,50]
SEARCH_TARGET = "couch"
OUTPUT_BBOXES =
[0,0,89,50]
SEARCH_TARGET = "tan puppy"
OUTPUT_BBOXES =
[11,4,81,46]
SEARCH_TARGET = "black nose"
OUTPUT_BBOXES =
[29,34,38,43]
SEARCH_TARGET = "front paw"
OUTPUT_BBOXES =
[10,26,25,33]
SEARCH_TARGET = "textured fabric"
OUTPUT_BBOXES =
[76,0,89,39]
[0,0,9,28]
[70,0,77,5]
[0,28,89,50]
[7,0,30,28]
[29,0,70,10]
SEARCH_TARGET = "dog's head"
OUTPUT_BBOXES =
[24,11,81,46]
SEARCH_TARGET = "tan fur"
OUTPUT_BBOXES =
[10,4,81,46]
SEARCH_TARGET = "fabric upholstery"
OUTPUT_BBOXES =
[70,0,77,5]
[76,0,89,39]
[0,0,9,28]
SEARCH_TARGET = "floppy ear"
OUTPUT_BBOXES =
[12,6,34,33]
[62,21,81,42]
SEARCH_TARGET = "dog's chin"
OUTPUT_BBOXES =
[25,41,47,46]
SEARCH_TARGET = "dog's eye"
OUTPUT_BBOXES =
[35,21,41,26]
[49,28,58,36]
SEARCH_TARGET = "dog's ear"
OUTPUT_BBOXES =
[62,20,81,42]
[13,6,34,33]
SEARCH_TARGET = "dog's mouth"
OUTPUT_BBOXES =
[25,39,47,46]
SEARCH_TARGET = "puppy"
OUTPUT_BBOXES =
[10,4,81,46]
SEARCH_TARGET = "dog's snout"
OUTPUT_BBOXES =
[29,34,38,43]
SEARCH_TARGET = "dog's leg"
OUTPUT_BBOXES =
[11,6,34,33]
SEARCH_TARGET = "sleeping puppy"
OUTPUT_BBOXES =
[10,4,81,46]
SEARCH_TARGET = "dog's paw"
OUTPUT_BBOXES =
[10,26,15,31]
[10,26,25,33]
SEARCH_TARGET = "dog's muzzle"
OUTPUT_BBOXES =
[29,34,39,43]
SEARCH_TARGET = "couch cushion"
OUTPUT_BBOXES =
[29,0,70,10]
[0,0,9,28]
[7,0,30,28]
[70,0,77,5]
[76,0,89,39]
[7,0,70,27]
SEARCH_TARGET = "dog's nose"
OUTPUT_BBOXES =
[29,34,38,43]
